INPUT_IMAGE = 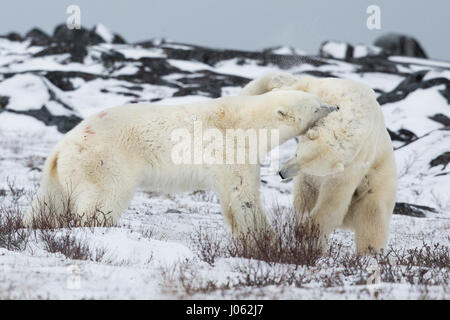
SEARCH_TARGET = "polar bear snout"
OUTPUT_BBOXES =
[311,103,339,124]
[319,103,339,113]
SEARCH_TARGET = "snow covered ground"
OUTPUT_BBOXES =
[0,25,449,299]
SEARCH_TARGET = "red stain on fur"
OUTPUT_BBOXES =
[84,126,95,135]
[82,126,95,141]
[98,111,107,119]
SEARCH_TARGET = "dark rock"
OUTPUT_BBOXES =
[0,95,9,109]
[44,71,76,91]
[319,41,354,61]
[33,24,108,62]
[387,128,418,143]
[146,42,326,69]
[374,33,427,58]
[120,85,144,91]
[4,32,23,41]
[34,43,88,63]
[394,202,437,217]
[172,71,249,98]
[5,107,81,133]
[353,56,401,74]
[43,71,99,91]
[377,71,450,105]
[303,70,338,78]
[165,208,182,214]
[100,50,127,68]
[112,34,126,44]
[430,152,450,170]
[52,24,104,45]
[116,58,181,86]
[429,113,450,127]
[100,88,139,98]
[26,28,51,46]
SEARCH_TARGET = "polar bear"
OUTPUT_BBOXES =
[25,90,337,239]
[240,72,397,253]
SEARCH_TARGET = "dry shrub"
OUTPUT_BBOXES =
[190,206,449,292]
[6,177,26,204]
[38,229,108,261]
[190,227,224,265]
[160,259,224,295]
[191,205,322,266]
[233,261,301,288]
[39,230,91,260]
[394,242,449,269]
[140,227,156,240]
[373,244,449,286]
[0,180,110,261]
[27,194,111,261]
[0,204,30,251]
[28,192,113,230]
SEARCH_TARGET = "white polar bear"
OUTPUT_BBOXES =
[25,90,337,239]
[241,72,397,253]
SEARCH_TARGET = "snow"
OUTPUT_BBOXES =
[340,72,404,93]
[394,129,450,206]
[63,78,177,117]
[214,58,275,78]
[168,59,212,72]
[270,46,307,56]
[389,56,450,69]
[0,74,49,111]
[0,54,104,74]
[116,47,166,59]
[382,86,449,136]
[94,24,114,43]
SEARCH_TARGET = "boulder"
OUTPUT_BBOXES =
[374,33,427,58]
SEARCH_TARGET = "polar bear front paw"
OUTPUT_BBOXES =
[307,128,320,140]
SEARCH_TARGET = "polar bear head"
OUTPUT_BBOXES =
[277,76,378,179]
[257,89,339,137]
[279,135,346,179]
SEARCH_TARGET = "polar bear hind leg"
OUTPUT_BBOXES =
[63,179,134,227]
[27,143,139,227]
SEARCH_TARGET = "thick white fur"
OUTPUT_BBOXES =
[241,72,397,253]
[25,90,334,237]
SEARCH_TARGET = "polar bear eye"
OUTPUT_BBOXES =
[277,109,288,117]
[276,108,290,120]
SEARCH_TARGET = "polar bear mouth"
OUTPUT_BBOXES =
[279,157,300,179]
